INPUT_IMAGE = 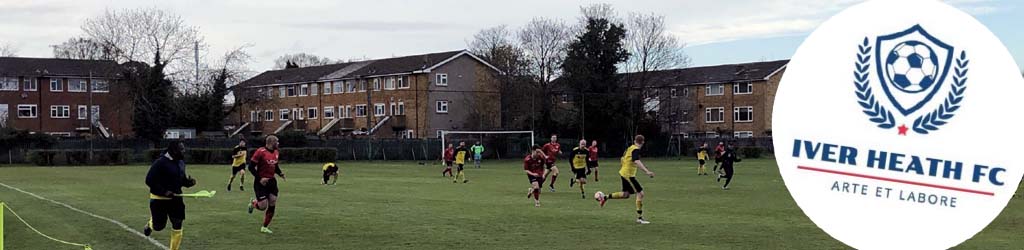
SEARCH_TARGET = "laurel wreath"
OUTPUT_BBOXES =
[911,51,968,134]
[854,37,897,129]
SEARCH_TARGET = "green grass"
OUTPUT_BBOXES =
[0,158,1022,249]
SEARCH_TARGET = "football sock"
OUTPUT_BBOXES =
[636,200,644,213]
[263,206,276,227]
[169,229,183,250]
[533,188,541,201]
[549,175,558,188]
[610,192,627,199]
[724,177,732,188]
[579,182,585,195]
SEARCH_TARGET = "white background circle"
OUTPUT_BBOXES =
[773,0,1024,249]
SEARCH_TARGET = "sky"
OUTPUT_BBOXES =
[0,0,1020,72]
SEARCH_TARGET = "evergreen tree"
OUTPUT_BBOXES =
[560,17,630,141]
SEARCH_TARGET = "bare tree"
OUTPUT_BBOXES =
[518,17,570,134]
[625,12,691,73]
[468,25,514,57]
[272,53,336,69]
[468,25,534,130]
[51,37,120,60]
[81,8,203,68]
[0,43,18,57]
[577,4,619,27]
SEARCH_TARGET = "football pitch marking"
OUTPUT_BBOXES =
[0,182,170,250]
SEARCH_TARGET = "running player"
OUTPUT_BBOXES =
[595,135,655,224]
[713,142,725,174]
[471,141,485,168]
[247,135,286,234]
[587,140,599,182]
[322,162,340,185]
[717,142,742,190]
[697,143,709,176]
[442,144,454,177]
[542,135,562,192]
[227,138,247,191]
[569,139,590,199]
[452,141,470,183]
[142,141,196,250]
[524,145,548,207]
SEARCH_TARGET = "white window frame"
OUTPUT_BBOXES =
[250,111,257,122]
[374,103,386,117]
[324,82,333,95]
[341,105,352,118]
[307,107,318,120]
[23,77,37,91]
[336,81,345,94]
[355,104,367,117]
[358,80,367,92]
[390,103,397,116]
[705,107,724,123]
[384,77,395,90]
[294,108,303,120]
[373,78,381,91]
[279,86,286,97]
[705,84,724,96]
[734,82,753,95]
[50,78,63,92]
[397,102,405,115]
[265,110,274,121]
[397,76,409,89]
[299,84,309,96]
[280,109,290,121]
[91,79,109,93]
[90,105,99,123]
[734,131,754,138]
[705,132,720,138]
[436,100,449,113]
[0,77,17,91]
[78,105,88,120]
[310,83,318,96]
[68,79,87,92]
[17,104,37,118]
[347,80,356,93]
[670,88,677,98]
[435,73,448,86]
[50,105,70,119]
[324,106,335,119]
[734,106,754,123]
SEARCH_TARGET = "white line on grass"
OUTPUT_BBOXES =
[0,182,170,250]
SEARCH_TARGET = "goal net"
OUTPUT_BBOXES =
[439,130,535,161]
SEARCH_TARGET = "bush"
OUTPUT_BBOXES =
[276,131,309,147]
[27,149,131,166]
[281,147,337,163]
[739,147,764,159]
[144,147,337,164]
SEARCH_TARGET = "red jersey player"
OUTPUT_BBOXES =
[442,144,455,177]
[247,135,286,234]
[587,140,599,182]
[524,145,548,207]
[542,134,562,192]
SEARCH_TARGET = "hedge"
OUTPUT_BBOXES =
[145,147,337,164]
[738,147,764,159]
[27,149,131,166]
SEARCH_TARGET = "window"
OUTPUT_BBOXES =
[308,107,318,120]
[310,83,318,96]
[324,107,335,119]
[734,82,753,94]
[705,107,724,123]
[0,77,18,91]
[68,79,87,92]
[560,94,572,103]
[683,88,689,96]
[670,88,678,98]
[266,87,274,99]
[250,111,257,122]
[264,110,273,121]
[435,73,448,86]
[391,102,406,116]
[50,105,70,119]
[280,109,291,120]
[358,80,367,92]
[341,105,352,118]
[384,77,395,90]
[734,106,753,122]
[17,105,37,118]
[347,80,356,92]
[705,132,720,138]
[324,82,332,95]
[373,78,381,91]
[355,105,367,117]
[436,130,444,138]
[336,81,345,93]
[734,131,754,138]
[78,105,88,120]
[294,108,303,120]
[403,130,415,139]
[91,79,109,92]
[90,106,99,123]
[705,84,724,96]
[374,103,385,117]
[436,100,449,113]
[397,76,409,89]
[50,78,63,92]
[23,77,37,91]
[287,85,296,97]
[279,86,286,97]
[299,84,309,96]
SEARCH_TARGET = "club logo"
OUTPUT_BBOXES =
[773,0,1024,249]
[855,24,968,135]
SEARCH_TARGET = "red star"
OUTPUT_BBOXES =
[897,124,909,136]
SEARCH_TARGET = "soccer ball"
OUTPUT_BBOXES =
[594,191,605,200]
[885,40,939,93]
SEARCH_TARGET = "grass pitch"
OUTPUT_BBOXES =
[1,158,1022,249]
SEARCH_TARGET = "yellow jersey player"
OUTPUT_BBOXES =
[227,138,247,191]
[322,162,340,185]
[452,141,471,183]
[697,143,709,176]
[596,135,655,224]
[568,139,590,199]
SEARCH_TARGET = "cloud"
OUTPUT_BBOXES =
[284,21,464,32]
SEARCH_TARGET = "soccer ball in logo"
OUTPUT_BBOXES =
[885,41,939,93]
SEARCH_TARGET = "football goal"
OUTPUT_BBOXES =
[439,130,535,160]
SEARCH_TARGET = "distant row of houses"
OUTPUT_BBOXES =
[0,49,787,139]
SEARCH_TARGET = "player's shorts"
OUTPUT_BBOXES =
[474,154,482,161]
[254,178,279,201]
[527,175,544,184]
[545,162,556,169]
[149,197,185,222]
[586,160,598,168]
[699,159,706,165]
[323,167,339,176]
[457,164,464,171]
[231,164,245,175]
[620,176,644,194]
[572,167,587,179]
[445,161,453,167]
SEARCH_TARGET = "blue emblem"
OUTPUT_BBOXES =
[854,25,969,135]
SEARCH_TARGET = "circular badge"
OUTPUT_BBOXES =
[773,0,1024,249]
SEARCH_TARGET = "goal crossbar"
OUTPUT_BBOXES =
[439,130,534,160]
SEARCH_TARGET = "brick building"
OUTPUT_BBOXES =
[233,50,502,138]
[0,57,132,137]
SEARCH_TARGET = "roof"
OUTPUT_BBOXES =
[0,57,123,78]
[620,59,789,88]
[239,50,500,89]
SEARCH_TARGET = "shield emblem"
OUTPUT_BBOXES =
[874,25,954,116]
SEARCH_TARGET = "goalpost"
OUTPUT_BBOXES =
[439,130,534,160]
